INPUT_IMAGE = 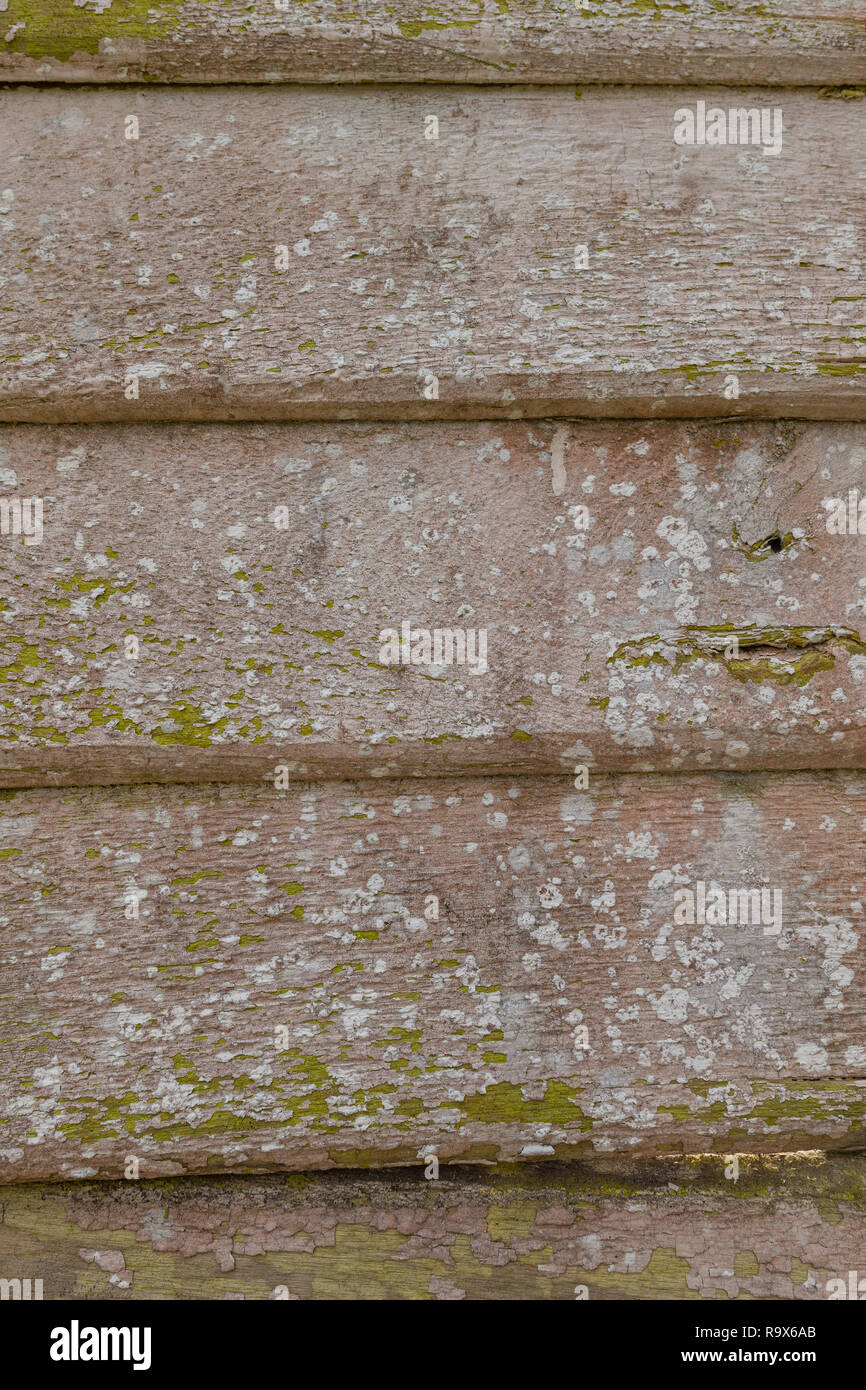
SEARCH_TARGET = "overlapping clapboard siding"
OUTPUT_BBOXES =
[0,1157,863,1299]
[1,0,865,1304]
[1,1,865,86]
[1,772,865,1180]
[2,420,866,785]
[0,87,863,423]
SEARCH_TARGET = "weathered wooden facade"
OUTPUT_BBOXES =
[1,1,865,1300]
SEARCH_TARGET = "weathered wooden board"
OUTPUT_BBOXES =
[1,2,866,87]
[0,1156,864,1300]
[2,772,866,1181]
[0,87,863,424]
[3,420,866,785]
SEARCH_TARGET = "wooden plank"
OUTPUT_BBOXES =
[0,86,863,424]
[2,771,865,1181]
[1,2,866,87]
[1,1155,864,1299]
[3,420,866,785]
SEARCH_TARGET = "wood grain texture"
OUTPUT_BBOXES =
[1,2,865,87]
[0,86,863,424]
[3,420,866,786]
[2,771,866,1180]
[1,1156,864,1300]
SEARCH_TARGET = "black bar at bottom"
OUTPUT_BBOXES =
[7,1295,859,1378]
